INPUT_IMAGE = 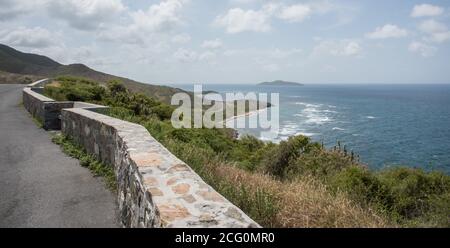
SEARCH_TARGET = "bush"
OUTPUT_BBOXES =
[285,149,356,181]
[228,135,271,171]
[108,80,127,96]
[152,104,174,120]
[45,77,174,121]
[44,76,105,102]
[330,166,450,226]
[331,167,393,210]
[377,167,450,225]
[262,135,321,177]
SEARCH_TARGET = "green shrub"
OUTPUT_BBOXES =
[45,77,174,121]
[152,104,174,120]
[262,135,321,177]
[377,167,450,225]
[108,80,127,96]
[44,76,105,102]
[237,135,265,152]
[329,166,450,226]
[331,167,393,210]
[287,149,357,180]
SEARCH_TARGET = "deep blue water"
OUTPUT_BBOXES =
[174,84,450,173]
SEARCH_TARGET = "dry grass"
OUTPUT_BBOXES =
[210,164,392,228]
[46,81,61,87]
[0,70,42,84]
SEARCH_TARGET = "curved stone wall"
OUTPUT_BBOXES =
[23,80,260,228]
[23,87,74,130]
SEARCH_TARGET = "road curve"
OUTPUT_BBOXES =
[0,84,118,227]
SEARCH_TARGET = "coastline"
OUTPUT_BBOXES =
[223,107,270,140]
[224,107,268,123]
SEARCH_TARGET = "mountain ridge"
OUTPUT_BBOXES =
[0,44,188,104]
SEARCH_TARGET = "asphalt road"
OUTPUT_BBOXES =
[0,84,118,227]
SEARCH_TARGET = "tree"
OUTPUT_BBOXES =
[108,80,127,96]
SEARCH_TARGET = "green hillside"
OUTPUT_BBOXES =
[0,44,187,104]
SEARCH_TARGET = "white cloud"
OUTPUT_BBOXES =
[0,0,46,21]
[418,19,450,43]
[366,24,408,39]
[214,2,358,34]
[0,0,27,20]
[212,3,307,34]
[341,41,362,56]
[418,19,447,33]
[411,4,444,18]
[313,40,362,57]
[98,0,188,46]
[201,39,223,49]
[173,48,197,63]
[310,1,360,28]
[213,7,272,33]
[0,26,56,48]
[278,4,312,23]
[408,41,437,57]
[172,33,191,44]
[129,0,186,33]
[48,0,126,30]
[309,1,335,14]
[428,32,450,43]
[229,0,259,4]
[199,51,217,61]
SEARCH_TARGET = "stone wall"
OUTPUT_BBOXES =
[23,87,74,130]
[27,78,50,88]
[23,80,260,228]
[61,108,259,228]
[23,87,50,124]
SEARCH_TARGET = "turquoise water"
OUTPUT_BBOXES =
[175,84,450,173]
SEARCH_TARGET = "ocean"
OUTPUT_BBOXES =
[174,84,450,173]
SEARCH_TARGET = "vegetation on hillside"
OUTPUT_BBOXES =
[0,70,43,84]
[44,77,450,227]
[0,44,189,103]
[0,44,60,75]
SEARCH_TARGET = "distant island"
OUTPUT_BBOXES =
[258,80,304,86]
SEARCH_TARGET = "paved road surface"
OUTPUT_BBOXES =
[0,84,118,227]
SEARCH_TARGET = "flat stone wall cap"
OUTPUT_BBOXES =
[23,87,54,102]
[73,101,108,109]
[26,78,50,88]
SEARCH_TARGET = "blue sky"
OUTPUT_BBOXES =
[1,0,449,84]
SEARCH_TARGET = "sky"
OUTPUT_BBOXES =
[1,0,450,85]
